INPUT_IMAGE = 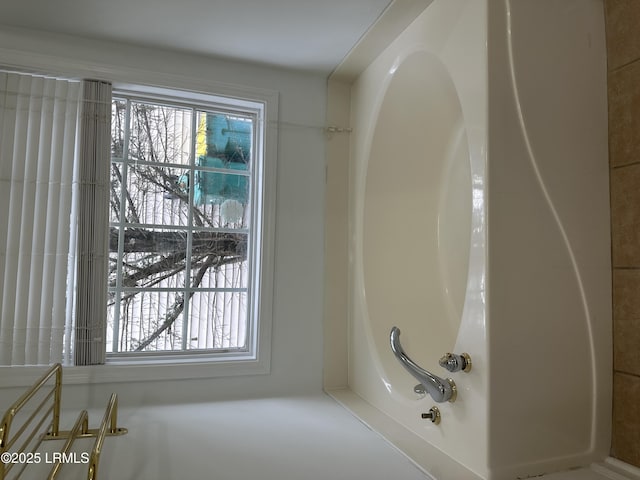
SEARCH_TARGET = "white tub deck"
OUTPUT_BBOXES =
[329,388,640,480]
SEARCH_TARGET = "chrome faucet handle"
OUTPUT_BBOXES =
[390,327,457,403]
[438,352,472,373]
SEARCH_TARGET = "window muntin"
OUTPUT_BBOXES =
[108,93,261,357]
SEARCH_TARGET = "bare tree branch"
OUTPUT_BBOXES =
[133,254,219,351]
[110,227,246,255]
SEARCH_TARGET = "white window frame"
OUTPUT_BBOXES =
[108,88,259,359]
[101,83,277,375]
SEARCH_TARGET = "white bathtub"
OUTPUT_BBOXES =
[331,1,614,479]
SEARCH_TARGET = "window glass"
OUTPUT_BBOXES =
[108,95,258,356]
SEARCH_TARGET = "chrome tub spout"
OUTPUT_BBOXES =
[389,327,457,403]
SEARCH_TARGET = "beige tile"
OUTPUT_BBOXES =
[614,318,640,376]
[605,0,640,70]
[613,270,640,375]
[612,372,640,467]
[612,270,640,375]
[613,269,640,317]
[611,164,640,266]
[609,61,640,168]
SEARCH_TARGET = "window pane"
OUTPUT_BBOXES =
[129,102,192,165]
[110,162,124,223]
[113,227,188,283]
[196,111,252,168]
[193,168,250,227]
[190,233,247,284]
[108,290,186,352]
[111,98,126,158]
[109,97,257,356]
[187,291,247,350]
[195,256,248,291]
[125,165,191,226]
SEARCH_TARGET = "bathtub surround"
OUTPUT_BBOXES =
[326,1,616,478]
[606,0,640,469]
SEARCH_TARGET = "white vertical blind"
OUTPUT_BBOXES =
[74,79,112,366]
[0,72,81,365]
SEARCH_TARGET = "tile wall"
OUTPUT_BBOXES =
[605,0,640,468]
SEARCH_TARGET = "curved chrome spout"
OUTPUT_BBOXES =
[390,327,456,403]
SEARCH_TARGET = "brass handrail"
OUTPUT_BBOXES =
[88,394,124,480]
[0,363,62,480]
[47,410,88,480]
[1,364,127,480]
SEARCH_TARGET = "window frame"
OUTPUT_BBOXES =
[101,83,275,375]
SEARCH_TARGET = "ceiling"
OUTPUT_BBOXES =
[0,0,394,75]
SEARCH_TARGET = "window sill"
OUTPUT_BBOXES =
[0,355,270,388]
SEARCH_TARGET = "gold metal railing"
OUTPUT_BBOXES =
[0,364,127,480]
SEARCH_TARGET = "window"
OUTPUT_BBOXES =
[108,89,266,360]
[0,71,275,372]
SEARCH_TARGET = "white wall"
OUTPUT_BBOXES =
[0,26,326,409]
